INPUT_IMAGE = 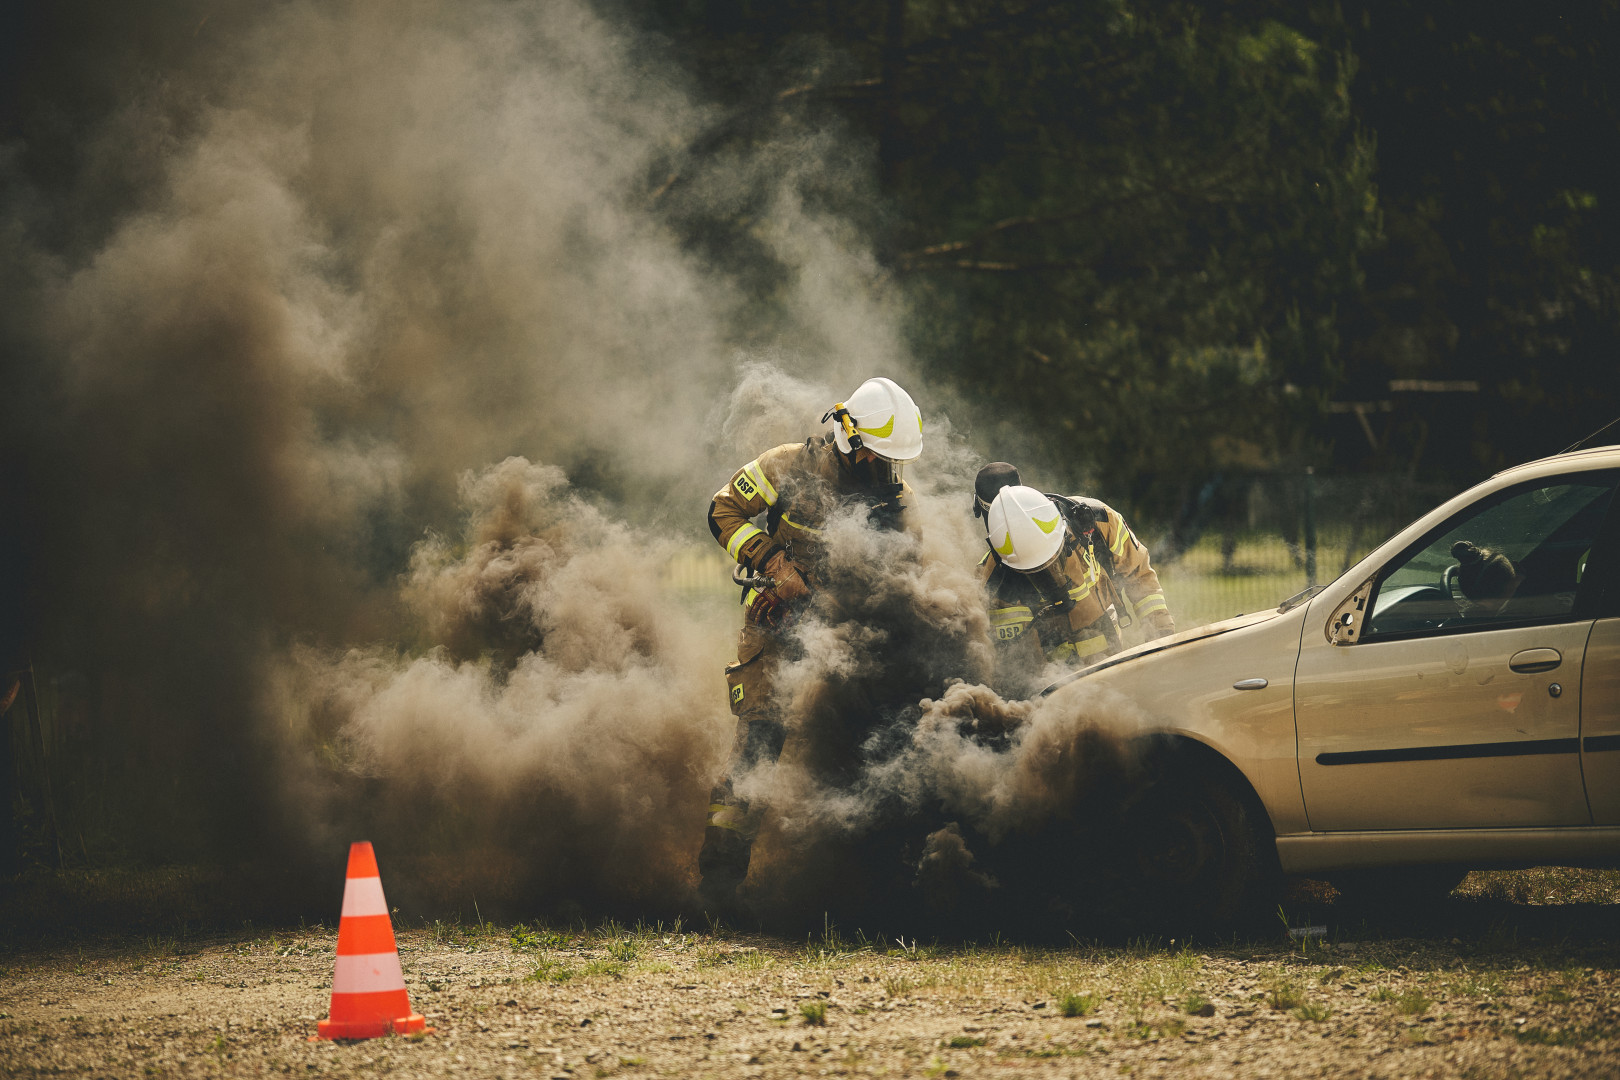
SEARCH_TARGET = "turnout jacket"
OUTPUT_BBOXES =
[980,498,1173,667]
[709,434,913,586]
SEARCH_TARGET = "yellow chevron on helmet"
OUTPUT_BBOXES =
[984,485,1066,571]
[830,377,923,462]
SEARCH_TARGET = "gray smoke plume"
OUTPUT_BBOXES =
[1,0,1133,922]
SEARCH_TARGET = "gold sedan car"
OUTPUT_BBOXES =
[1046,445,1620,924]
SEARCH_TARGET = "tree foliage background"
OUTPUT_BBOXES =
[639,0,1620,512]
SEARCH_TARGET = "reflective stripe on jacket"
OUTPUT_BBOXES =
[708,436,912,582]
[981,497,1173,663]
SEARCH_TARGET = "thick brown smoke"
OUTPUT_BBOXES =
[1,0,1137,926]
[266,457,732,908]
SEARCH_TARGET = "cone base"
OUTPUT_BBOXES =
[316,1014,426,1040]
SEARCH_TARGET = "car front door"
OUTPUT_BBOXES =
[1294,472,1617,831]
[1577,498,1620,823]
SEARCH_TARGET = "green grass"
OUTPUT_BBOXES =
[947,1035,986,1048]
[508,925,572,951]
[1370,986,1432,1015]
[1265,973,1304,1011]
[1060,992,1098,1017]
[526,955,575,983]
[1457,867,1620,905]
[800,1001,828,1025]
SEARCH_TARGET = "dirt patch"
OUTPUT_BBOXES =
[4,895,1620,1079]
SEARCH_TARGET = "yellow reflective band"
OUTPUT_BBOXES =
[743,460,778,506]
[977,551,991,566]
[727,523,764,560]
[706,807,752,834]
[1033,515,1061,534]
[1111,524,1131,557]
[1135,592,1168,616]
[990,607,1032,643]
[1074,633,1111,655]
[741,588,759,608]
[1048,633,1111,663]
[856,415,895,438]
[1067,578,1094,602]
[995,531,1014,556]
[990,605,1033,626]
[779,513,821,535]
[707,803,759,836]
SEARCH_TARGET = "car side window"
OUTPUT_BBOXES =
[1365,475,1618,638]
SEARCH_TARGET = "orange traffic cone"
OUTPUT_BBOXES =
[316,842,426,1040]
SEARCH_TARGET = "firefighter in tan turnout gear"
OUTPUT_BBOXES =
[975,466,1174,695]
[698,377,925,907]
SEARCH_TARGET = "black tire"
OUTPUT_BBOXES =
[1115,767,1280,934]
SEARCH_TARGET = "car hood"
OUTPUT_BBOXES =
[1039,607,1287,696]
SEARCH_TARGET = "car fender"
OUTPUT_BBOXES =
[1054,604,1311,835]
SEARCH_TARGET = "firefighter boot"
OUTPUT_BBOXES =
[697,789,758,914]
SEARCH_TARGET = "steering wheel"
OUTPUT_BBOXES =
[1441,561,1461,602]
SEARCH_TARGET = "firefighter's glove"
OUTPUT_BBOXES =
[1145,611,1176,639]
[746,589,785,629]
[763,551,811,604]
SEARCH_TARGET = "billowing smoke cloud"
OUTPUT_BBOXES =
[0,0,1134,922]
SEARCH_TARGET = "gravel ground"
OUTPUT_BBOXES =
[4,902,1620,1079]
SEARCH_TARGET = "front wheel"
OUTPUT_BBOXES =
[1116,768,1280,934]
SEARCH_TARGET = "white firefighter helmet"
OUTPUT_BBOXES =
[985,485,1067,571]
[826,377,923,463]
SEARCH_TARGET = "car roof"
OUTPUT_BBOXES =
[1492,443,1620,480]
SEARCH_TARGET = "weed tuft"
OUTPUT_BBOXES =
[1060,993,1098,1018]
[1393,989,1432,1016]
[947,1035,986,1048]
[800,1001,828,1026]
[579,959,627,980]
[1266,975,1303,1012]
[526,955,575,984]
[1293,1003,1332,1022]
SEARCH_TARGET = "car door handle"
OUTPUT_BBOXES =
[1508,648,1562,674]
[1233,678,1269,690]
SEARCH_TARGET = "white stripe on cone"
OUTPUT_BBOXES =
[332,952,407,995]
[339,877,389,918]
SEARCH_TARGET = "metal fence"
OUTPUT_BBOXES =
[1146,471,1461,627]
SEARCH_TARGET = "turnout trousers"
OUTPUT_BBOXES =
[698,623,788,901]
